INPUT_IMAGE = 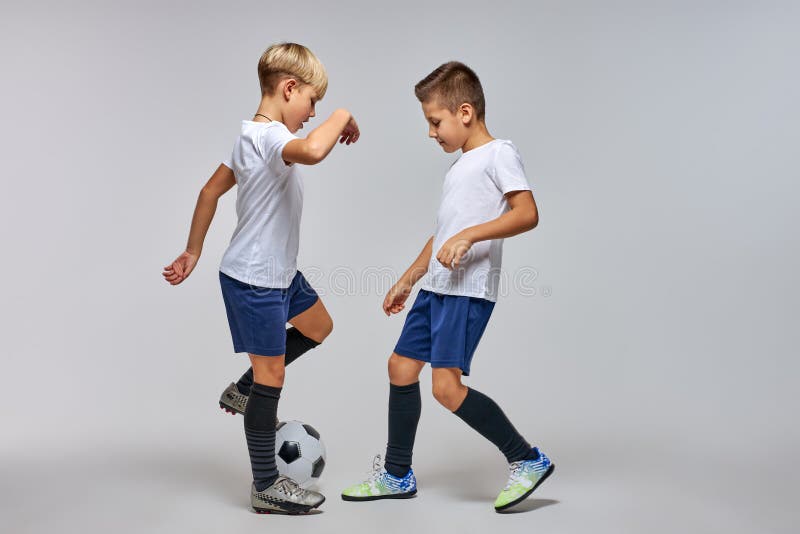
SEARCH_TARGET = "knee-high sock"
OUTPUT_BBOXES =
[244,383,282,490]
[384,382,422,477]
[453,387,538,463]
[236,327,321,395]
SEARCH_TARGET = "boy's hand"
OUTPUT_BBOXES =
[436,233,473,270]
[162,251,199,285]
[383,281,412,316]
[339,116,360,145]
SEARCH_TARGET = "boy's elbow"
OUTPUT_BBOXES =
[284,140,325,165]
[199,186,221,201]
[520,210,538,232]
[304,142,326,164]
[515,204,538,230]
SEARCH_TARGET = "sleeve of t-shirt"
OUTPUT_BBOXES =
[261,123,299,175]
[222,155,233,169]
[490,141,532,194]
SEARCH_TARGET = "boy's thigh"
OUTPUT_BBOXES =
[286,270,321,319]
[219,271,288,355]
[288,298,331,342]
[430,294,495,377]
[286,271,330,340]
[393,290,434,364]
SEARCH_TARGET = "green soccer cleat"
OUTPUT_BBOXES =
[494,447,554,512]
[341,454,417,501]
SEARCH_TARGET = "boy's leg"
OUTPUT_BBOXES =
[432,367,553,511]
[245,354,285,491]
[288,297,333,343]
[341,354,424,501]
[432,367,535,463]
[384,353,425,477]
[246,353,325,513]
[234,298,332,395]
[427,293,536,462]
[341,293,433,502]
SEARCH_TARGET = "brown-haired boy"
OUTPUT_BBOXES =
[341,61,553,512]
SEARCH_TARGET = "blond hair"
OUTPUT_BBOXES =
[258,43,328,98]
[415,61,485,120]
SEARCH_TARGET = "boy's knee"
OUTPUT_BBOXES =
[253,370,285,388]
[296,319,332,345]
[388,353,422,385]
[432,376,466,410]
[307,315,333,344]
[431,382,452,405]
[387,354,404,380]
[250,356,286,387]
[320,316,333,340]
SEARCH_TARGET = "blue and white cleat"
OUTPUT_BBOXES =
[494,447,555,512]
[341,454,417,501]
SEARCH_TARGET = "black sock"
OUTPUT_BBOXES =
[244,383,282,491]
[235,327,321,395]
[384,382,422,477]
[453,387,538,463]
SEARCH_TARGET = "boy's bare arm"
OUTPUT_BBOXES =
[401,236,434,287]
[282,109,359,165]
[163,164,236,285]
[436,190,539,270]
[185,164,236,255]
[383,237,434,316]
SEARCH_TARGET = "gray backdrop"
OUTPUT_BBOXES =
[1,1,797,533]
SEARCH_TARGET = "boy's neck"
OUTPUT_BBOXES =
[461,122,494,153]
[253,96,284,124]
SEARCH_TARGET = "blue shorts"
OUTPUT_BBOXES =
[394,289,495,376]
[219,270,319,356]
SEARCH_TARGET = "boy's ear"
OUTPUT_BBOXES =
[459,103,474,125]
[283,78,298,101]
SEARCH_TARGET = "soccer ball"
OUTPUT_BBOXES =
[275,420,326,488]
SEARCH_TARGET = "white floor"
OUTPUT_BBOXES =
[2,411,794,534]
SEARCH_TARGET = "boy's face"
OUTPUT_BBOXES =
[285,82,319,133]
[421,99,469,153]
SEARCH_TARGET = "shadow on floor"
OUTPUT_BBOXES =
[496,498,560,514]
[420,462,559,513]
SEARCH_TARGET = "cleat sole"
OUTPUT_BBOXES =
[219,402,242,415]
[253,496,324,515]
[341,489,417,502]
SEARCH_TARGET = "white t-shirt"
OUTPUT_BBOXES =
[219,121,301,288]
[421,139,532,302]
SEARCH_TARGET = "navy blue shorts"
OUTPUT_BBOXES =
[394,289,495,376]
[219,270,320,356]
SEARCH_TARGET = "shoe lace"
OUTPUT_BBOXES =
[274,476,307,498]
[504,461,525,490]
[367,454,385,485]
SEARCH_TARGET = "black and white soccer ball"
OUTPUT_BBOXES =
[275,420,326,488]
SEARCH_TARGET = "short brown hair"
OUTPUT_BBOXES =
[414,61,485,120]
[258,42,328,98]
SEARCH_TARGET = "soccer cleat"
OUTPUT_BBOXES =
[494,447,554,512]
[251,476,325,514]
[341,454,417,501]
[219,382,249,415]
